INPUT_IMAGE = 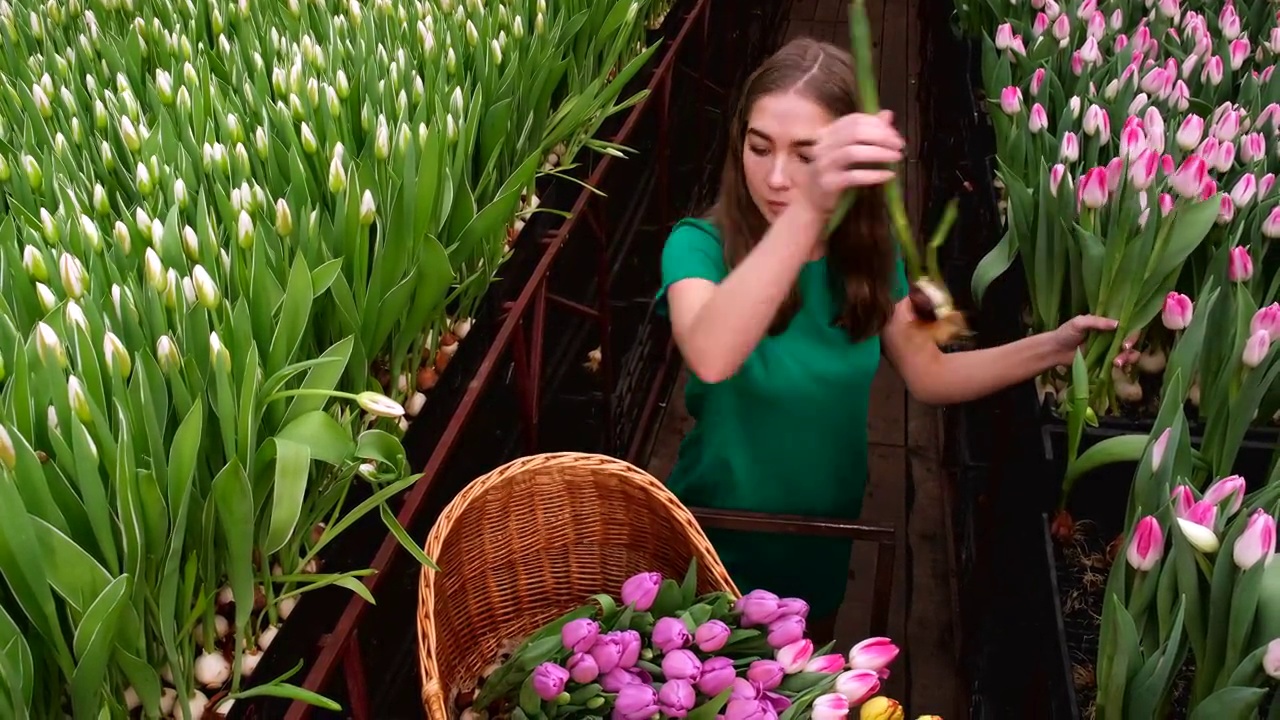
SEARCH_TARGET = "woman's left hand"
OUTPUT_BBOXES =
[1046,314,1120,367]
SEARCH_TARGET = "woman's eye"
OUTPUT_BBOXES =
[748,144,770,157]
[796,154,813,164]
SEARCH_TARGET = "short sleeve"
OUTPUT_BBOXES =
[890,252,909,303]
[655,218,726,317]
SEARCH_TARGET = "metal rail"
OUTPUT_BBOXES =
[279,1,712,716]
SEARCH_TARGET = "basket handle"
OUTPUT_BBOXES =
[424,677,449,720]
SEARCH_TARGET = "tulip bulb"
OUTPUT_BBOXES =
[194,651,231,688]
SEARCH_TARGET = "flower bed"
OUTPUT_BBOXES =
[0,0,683,715]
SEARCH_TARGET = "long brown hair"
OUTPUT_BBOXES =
[709,37,897,342]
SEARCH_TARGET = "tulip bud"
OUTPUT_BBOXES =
[1028,103,1048,133]
[58,252,87,299]
[300,122,317,154]
[144,248,167,293]
[65,382,91,429]
[359,190,376,225]
[235,209,254,250]
[999,86,1022,114]
[35,282,57,313]
[776,639,814,674]
[834,669,881,705]
[1176,517,1220,553]
[1229,246,1254,281]
[102,331,132,378]
[35,322,66,368]
[22,245,48,281]
[0,425,14,471]
[849,637,899,672]
[356,391,405,418]
[192,264,220,310]
[859,696,905,720]
[1233,509,1276,569]
[1126,516,1164,571]
[22,154,42,190]
[1170,155,1208,198]
[328,153,347,194]
[209,332,231,372]
[1079,166,1109,208]
[1161,292,1193,330]
[1243,330,1272,368]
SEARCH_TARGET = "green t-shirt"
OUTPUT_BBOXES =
[655,217,908,618]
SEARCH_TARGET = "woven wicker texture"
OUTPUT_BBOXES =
[417,452,739,719]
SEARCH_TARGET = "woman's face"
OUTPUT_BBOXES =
[742,91,834,223]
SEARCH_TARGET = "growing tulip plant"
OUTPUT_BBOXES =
[462,565,940,720]
[961,0,1280,421]
[0,0,667,716]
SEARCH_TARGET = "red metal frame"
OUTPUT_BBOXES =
[279,2,712,717]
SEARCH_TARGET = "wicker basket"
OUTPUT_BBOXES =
[417,452,739,719]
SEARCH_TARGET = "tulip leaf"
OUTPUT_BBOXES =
[1063,434,1150,491]
[275,411,354,466]
[650,579,685,619]
[68,574,129,720]
[1187,687,1267,719]
[377,501,439,570]
[211,458,254,688]
[778,671,833,693]
[1125,596,1186,720]
[280,336,354,426]
[227,682,342,710]
[262,438,310,554]
[1172,528,1208,667]
[0,605,32,710]
[686,688,733,720]
[1219,548,1267,688]
[1225,642,1269,688]
[354,429,408,474]
[680,558,699,608]
[268,255,314,377]
[1153,196,1221,282]
[1100,594,1141,720]
[970,229,1017,308]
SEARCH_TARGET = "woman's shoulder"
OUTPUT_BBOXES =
[668,215,722,243]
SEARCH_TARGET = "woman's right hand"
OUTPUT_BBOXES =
[799,110,906,217]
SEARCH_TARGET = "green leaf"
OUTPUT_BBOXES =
[227,683,342,710]
[267,255,314,375]
[281,336,353,426]
[378,502,439,570]
[69,575,130,720]
[275,410,354,466]
[680,558,699,608]
[1187,687,1267,719]
[262,438,311,554]
[211,459,254,688]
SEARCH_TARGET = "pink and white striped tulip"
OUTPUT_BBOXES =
[1049,164,1068,196]
[995,23,1016,50]
[1128,93,1150,115]
[1229,246,1254,280]
[1126,516,1164,572]
[1213,109,1241,142]
[1171,485,1194,517]
[1218,196,1236,225]
[1083,105,1110,140]
[1243,330,1272,368]
[1169,155,1208,198]
[1079,167,1110,208]
[805,654,847,674]
[1239,133,1266,164]
[1232,509,1276,570]
[1144,107,1166,151]
[1105,157,1125,191]
[1120,124,1146,159]
[1161,292,1193,330]
[1211,141,1236,173]
[848,638,899,673]
[1230,174,1257,207]
[1033,12,1050,36]
[1031,68,1046,96]
[1052,14,1071,43]
[1176,114,1204,150]
[1266,640,1280,680]
[1229,38,1250,70]
[1169,80,1191,111]
[776,640,813,674]
[1070,52,1085,76]
[1185,500,1218,530]
[1262,174,1277,198]
[1087,11,1105,40]
[1220,3,1241,39]
[1029,104,1048,133]
[1060,132,1080,163]
[1129,149,1159,190]
[1109,7,1123,29]
[1251,304,1280,338]
[834,670,881,705]
[1079,36,1101,64]
[812,693,850,720]
[1203,475,1247,516]
[1202,55,1224,85]
[1000,86,1022,115]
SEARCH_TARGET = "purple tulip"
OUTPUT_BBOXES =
[746,660,785,691]
[652,617,692,653]
[662,649,703,681]
[723,698,778,720]
[617,629,643,668]
[694,620,731,652]
[697,656,737,696]
[658,679,697,718]
[614,684,659,720]
[561,618,601,653]
[776,598,809,619]
[567,652,600,684]
[763,692,791,713]
[590,633,624,674]
[735,589,782,627]
[600,667,639,693]
[620,572,662,611]
[730,677,763,700]
[765,615,806,649]
[531,662,570,702]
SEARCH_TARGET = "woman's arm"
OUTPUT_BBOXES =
[881,300,1118,405]
[667,203,825,383]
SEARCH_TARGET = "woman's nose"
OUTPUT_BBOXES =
[766,159,790,190]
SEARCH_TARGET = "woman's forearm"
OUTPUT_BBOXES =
[675,203,826,383]
[914,331,1062,405]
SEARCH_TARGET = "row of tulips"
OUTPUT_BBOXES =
[466,566,941,720]
[959,0,1280,424]
[0,0,669,716]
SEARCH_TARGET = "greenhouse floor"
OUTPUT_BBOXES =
[647,0,963,716]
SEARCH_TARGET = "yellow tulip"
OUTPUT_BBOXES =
[859,696,904,720]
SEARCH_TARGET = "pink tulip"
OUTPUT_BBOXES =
[1144,107,1166,151]
[805,654,847,673]
[1079,167,1110,208]
[1113,33,1128,53]
[620,572,661,611]
[776,597,809,618]
[1126,516,1165,572]
[1212,141,1235,173]
[1170,80,1190,111]
[589,633,624,673]
[847,637,899,673]
[658,679,696,719]
[834,669,881,705]
[1079,36,1101,64]
[736,588,782,627]
[1219,196,1236,225]
[1000,86,1022,115]
[1243,330,1271,368]
[1229,246,1254,281]
[1087,11,1105,39]
[567,652,600,684]
[1241,133,1267,163]
[1171,485,1195,518]
[1140,67,1167,96]
[652,617,692,653]
[1060,132,1080,163]
[1233,509,1276,569]
[812,693,850,720]
[1265,209,1280,239]
[1229,38,1250,69]
[1127,149,1158,190]
[1221,4,1241,38]
[1120,124,1146,159]
[663,649,703,681]
[1029,103,1048,133]
[1052,14,1071,41]
[697,657,737,696]
[615,684,660,720]
[1031,68,1046,95]
[1265,640,1280,680]
[1157,0,1179,20]
[531,662,570,701]
[1262,173,1277,198]
[1105,157,1125,191]
[1214,110,1241,142]
[1186,500,1219,530]
[1176,114,1204,150]
[1161,154,1175,175]
[776,639,813,674]
[1109,7,1123,29]
[1203,475,1247,516]
[1128,92,1150,116]
[724,698,777,720]
[1170,155,1208,198]
[995,23,1016,50]
[1075,0,1095,19]
[1083,104,1110,140]
[1049,163,1068,195]
[1161,292,1193,330]
[561,618,601,653]
[1033,12,1050,36]
[695,620,731,652]
[1202,55,1224,85]
[1252,304,1280,337]
[746,660,785,690]
[1159,193,1174,216]
[1231,174,1257,207]
[765,615,806,649]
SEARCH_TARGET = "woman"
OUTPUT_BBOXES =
[655,38,1116,640]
